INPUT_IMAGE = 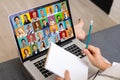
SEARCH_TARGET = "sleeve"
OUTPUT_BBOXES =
[94,63,120,80]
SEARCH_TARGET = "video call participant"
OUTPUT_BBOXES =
[17,28,26,38]
[59,23,65,31]
[67,29,73,38]
[66,20,71,29]
[31,12,39,22]
[55,35,61,44]
[64,12,69,20]
[61,31,67,41]
[42,19,49,28]
[21,39,27,48]
[49,18,56,26]
[34,21,41,32]
[61,2,67,11]
[26,25,34,36]
[32,45,39,55]
[39,41,46,51]
[23,49,30,59]
[40,9,45,18]
[55,5,61,13]
[57,15,62,22]
[44,29,51,39]
[52,26,59,38]
[37,32,44,42]
[29,35,36,46]
[46,37,52,48]
[48,7,53,16]
[23,15,31,25]
[14,16,22,28]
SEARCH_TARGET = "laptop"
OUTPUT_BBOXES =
[9,0,86,80]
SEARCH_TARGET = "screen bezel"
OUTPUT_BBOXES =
[9,0,76,62]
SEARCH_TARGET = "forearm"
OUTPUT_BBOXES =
[94,63,120,80]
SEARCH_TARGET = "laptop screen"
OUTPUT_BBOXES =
[9,0,75,62]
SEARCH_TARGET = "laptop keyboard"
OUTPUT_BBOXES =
[34,44,85,78]
[34,58,53,78]
[65,44,85,58]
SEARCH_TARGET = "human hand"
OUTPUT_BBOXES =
[74,18,86,41]
[56,70,70,80]
[83,45,112,70]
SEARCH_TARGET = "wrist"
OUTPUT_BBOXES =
[100,62,112,71]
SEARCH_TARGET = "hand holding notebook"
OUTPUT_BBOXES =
[45,42,88,80]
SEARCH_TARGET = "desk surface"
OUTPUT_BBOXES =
[0,24,120,80]
[0,58,32,80]
[89,24,120,63]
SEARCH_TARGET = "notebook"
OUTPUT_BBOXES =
[45,42,88,80]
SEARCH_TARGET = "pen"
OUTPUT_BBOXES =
[86,20,93,49]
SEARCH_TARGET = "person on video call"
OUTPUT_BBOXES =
[23,15,31,25]
[40,9,45,18]
[21,39,27,48]
[49,18,56,26]
[34,21,41,32]
[48,7,53,16]
[29,35,36,46]
[52,26,59,38]
[55,35,61,44]
[26,25,34,36]
[61,2,67,11]
[31,12,39,22]
[23,49,31,59]
[61,32,67,41]
[14,16,22,28]
[44,29,51,39]
[56,19,120,80]
[39,41,46,51]
[64,12,69,20]
[42,19,49,28]
[37,32,44,42]
[59,23,65,31]
[55,5,61,13]
[57,15,62,22]
[17,28,26,38]
[32,45,39,55]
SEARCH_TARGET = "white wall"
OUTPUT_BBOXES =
[109,0,120,23]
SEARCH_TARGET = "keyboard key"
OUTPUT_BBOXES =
[64,44,83,57]
[44,74,48,78]
[34,58,53,78]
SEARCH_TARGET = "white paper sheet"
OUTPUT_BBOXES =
[45,42,88,80]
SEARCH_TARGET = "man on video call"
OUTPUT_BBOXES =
[56,19,120,80]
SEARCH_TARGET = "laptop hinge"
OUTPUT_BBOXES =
[60,40,73,47]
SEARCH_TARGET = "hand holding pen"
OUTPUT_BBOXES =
[83,20,111,70]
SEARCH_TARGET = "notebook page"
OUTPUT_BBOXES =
[45,42,88,80]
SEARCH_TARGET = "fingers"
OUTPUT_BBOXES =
[65,70,70,80]
[87,45,96,53]
[88,45,101,55]
[56,76,64,80]
[56,70,70,80]
[83,48,94,61]
[56,77,64,80]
